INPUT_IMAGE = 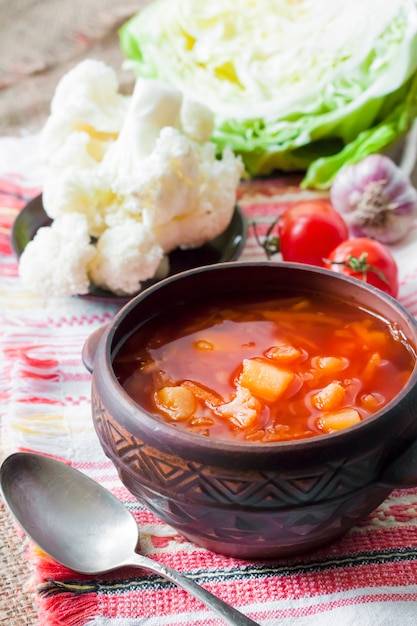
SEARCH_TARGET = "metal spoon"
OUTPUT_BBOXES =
[0,452,260,626]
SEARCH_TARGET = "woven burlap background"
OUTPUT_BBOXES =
[0,0,151,136]
[0,1,151,623]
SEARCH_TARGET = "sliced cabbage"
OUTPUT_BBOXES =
[120,0,417,188]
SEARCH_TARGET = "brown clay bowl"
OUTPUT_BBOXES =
[83,262,417,559]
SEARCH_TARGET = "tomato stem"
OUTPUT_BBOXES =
[324,252,390,285]
[252,217,280,259]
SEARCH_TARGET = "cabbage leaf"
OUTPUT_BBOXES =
[119,0,417,188]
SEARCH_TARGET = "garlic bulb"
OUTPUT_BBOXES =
[330,155,417,244]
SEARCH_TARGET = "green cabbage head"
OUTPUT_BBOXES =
[120,0,417,188]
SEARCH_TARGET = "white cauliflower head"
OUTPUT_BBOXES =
[89,219,165,295]
[18,213,96,298]
[40,59,130,163]
[28,61,243,299]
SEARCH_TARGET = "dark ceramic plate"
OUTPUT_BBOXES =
[11,194,247,302]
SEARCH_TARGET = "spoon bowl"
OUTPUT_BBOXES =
[1,451,138,573]
[0,452,259,626]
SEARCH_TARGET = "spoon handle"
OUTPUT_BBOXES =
[125,552,261,625]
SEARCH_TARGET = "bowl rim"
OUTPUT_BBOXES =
[99,260,417,456]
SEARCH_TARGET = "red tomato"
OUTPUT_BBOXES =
[324,238,399,298]
[278,201,349,266]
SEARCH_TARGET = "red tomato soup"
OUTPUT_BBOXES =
[113,293,415,443]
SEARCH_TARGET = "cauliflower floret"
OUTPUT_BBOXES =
[19,214,96,298]
[40,59,130,163]
[180,143,243,247]
[42,163,121,238]
[42,131,115,235]
[151,141,244,250]
[89,219,164,295]
[102,78,183,191]
[180,98,214,143]
[128,127,200,251]
[41,131,143,238]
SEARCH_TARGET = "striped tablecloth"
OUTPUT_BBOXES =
[1,134,417,626]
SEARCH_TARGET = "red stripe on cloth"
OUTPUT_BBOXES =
[69,567,417,622]
[50,313,117,328]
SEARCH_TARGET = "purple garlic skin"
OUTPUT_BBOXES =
[330,154,417,244]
